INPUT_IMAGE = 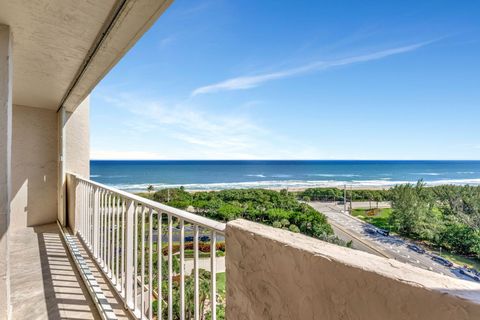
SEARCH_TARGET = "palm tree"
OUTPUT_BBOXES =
[147,185,154,193]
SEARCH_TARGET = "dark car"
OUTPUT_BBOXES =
[431,255,453,267]
[407,244,426,254]
[459,268,480,282]
[376,229,390,237]
[365,227,377,235]
[184,236,194,242]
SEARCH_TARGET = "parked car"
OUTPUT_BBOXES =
[407,244,426,254]
[184,236,194,242]
[365,227,377,235]
[376,228,390,236]
[431,255,453,267]
[459,268,480,282]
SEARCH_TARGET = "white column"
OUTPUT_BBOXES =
[0,24,12,319]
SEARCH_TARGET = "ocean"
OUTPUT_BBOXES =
[90,160,480,192]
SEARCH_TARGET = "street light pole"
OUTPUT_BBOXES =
[343,184,347,213]
[350,185,353,214]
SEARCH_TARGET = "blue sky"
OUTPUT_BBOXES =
[91,0,480,160]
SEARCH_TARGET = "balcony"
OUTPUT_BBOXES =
[61,173,480,320]
[3,173,480,320]
[1,1,480,319]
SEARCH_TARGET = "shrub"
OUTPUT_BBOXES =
[289,224,300,233]
[280,218,290,227]
[272,221,282,228]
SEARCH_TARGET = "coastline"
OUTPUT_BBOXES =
[186,185,390,193]
[91,160,480,193]
[108,179,480,193]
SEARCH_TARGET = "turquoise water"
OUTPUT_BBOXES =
[90,160,480,192]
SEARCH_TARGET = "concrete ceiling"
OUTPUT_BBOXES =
[0,0,173,112]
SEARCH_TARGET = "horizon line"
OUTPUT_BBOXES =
[89,159,480,161]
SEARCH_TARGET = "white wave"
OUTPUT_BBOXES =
[456,171,476,174]
[90,174,101,178]
[309,173,360,177]
[245,174,266,178]
[409,172,441,176]
[271,174,292,178]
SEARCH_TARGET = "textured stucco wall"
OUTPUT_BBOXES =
[0,24,13,320]
[65,96,90,177]
[65,96,90,232]
[11,105,58,229]
[226,219,480,320]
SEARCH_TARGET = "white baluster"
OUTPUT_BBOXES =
[211,230,217,320]
[168,214,173,320]
[141,206,146,317]
[125,199,135,309]
[194,225,199,320]
[180,219,185,320]
[148,208,153,320]
[157,211,162,320]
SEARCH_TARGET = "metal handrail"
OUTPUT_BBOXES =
[71,173,226,233]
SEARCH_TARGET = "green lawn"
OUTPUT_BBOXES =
[351,208,393,231]
[216,272,226,293]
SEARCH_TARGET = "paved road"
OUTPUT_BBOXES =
[184,256,225,275]
[329,223,383,256]
[309,201,475,282]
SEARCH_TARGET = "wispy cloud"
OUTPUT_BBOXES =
[99,93,271,158]
[159,35,176,47]
[192,41,434,96]
[95,92,324,160]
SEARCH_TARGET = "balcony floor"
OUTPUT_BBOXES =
[70,231,133,319]
[10,223,101,319]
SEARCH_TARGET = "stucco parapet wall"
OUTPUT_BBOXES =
[225,219,480,320]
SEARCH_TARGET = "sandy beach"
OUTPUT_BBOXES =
[185,185,390,193]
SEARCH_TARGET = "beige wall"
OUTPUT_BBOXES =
[65,96,90,232]
[65,96,90,177]
[11,105,58,229]
[226,219,480,320]
[8,96,89,232]
[0,24,12,319]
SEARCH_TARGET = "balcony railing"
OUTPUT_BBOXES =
[69,173,226,320]
[66,173,480,320]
